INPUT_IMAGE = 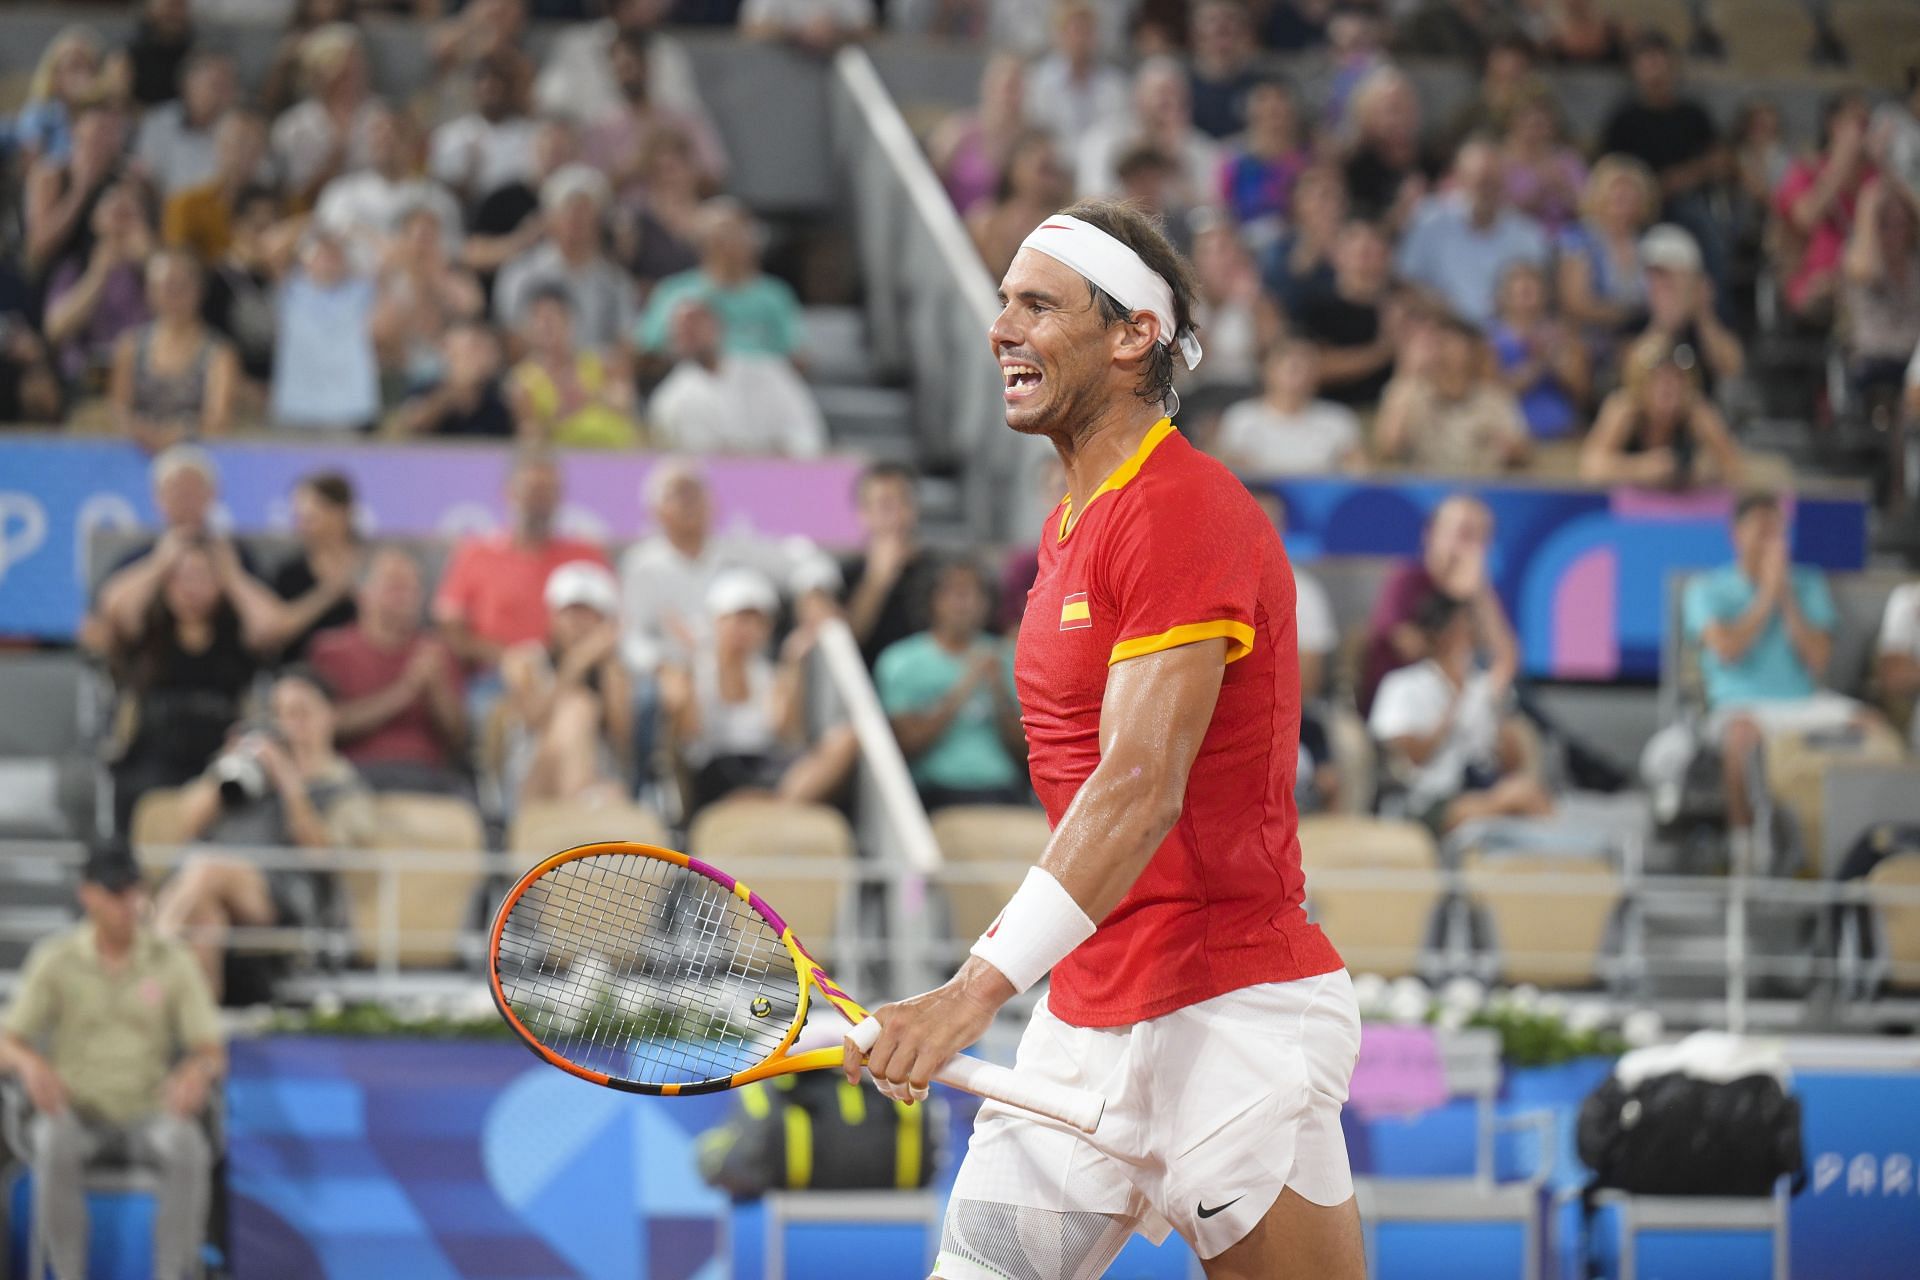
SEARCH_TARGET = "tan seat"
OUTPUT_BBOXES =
[1867,853,1920,990]
[688,800,855,956]
[1462,850,1619,988]
[345,792,488,968]
[1764,719,1906,875]
[129,788,196,877]
[507,800,672,858]
[1324,705,1376,817]
[1297,816,1442,978]
[930,805,1053,943]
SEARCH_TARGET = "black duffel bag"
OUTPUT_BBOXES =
[1577,1070,1805,1198]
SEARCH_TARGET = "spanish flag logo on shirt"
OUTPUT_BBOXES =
[1060,592,1092,630]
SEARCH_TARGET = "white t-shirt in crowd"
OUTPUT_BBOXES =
[313,172,464,272]
[428,113,541,202]
[648,354,827,458]
[1294,566,1336,659]
[1216,397,1362,475]
[740,0,875,30]
[617,532,839,674]
[1877,582,1920,748]
[1368,660,1502,810]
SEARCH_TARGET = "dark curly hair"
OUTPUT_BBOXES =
[1053,197,1200,409]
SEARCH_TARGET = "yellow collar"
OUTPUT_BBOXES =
[1057,418,1176,543]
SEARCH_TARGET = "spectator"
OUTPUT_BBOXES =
[1076,57,1223,207]
[423,0,533,127]
[501,562,633,806]
[842,461,940,668]
[1873,66,1920,213]
[132,52,236,198]
[739,0,877,52]
[311,548,469,794]
[649,297,826,456]
[1341,65,1427,228]
[1635,223,1744,396]
[0,320,63,425]
[1360,492,1519,714]
[1393,0,1497,64]
[164,108,274,264]
[607,125,707,286]
[1262,0,1333,52]
[968,129,1072,279]
[433,450,610,680]
[1261,163,1346,317]
[1184,217,1283,402]
[1556,155,1658,341]
[506,286,644,448]
[1218,75,1310,248]
[1598,32,1728,293]
[1839,178,1920,410]
[109,251,239,452]
[1187,0,1262,139]
[1025,0,1128,163]
[90,445,235,604]
[429,54,541,211]
[461,118,577,295]
[1370,592,1551,833]
[1774,91,1877,323]
[931,52,1031,216]
[1298,218,1399,407]
[1320,4,1389,132]
[22,104,127,280]
[1489,260,1588,442]
[581,31,729,202]
[267,471,365,660]
[1582,340,1743,489]
[660,569,858,815]
[618,460,840,675]
[1500,92,1586,234]
[124,0,196,108]
[1541,0,1626,65]
[390,319,516,438]
[1730,100,1792,241]
[495,165,638,352]
[43,179,154,392]
[1,844,222,1280]
[1684,493,1868,842]
[1215,341,1364,475]
[877,559,1027,810]
[269,229,380,431]
[1396,136,1550,328]
[535,0,714,136]
[637,199,801,359]
[314,103,464,274]
[1112,144,1194,258]
[1249,487,1341,811]
[270,23,381,207]
[199,185,289,385]
[259,0,362,118]
[1375,312,1530,474]
[1874,574,1920,750]
[1441,35,1544,147]
[15,26,111,167]
[154,668,376,999]
[369,205,486,394]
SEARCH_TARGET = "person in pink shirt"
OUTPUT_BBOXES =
[1773,91,1875,321]
[432,450,609,681]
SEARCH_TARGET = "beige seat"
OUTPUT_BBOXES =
[1297,816,1442,978]
[507,800,672,858]
[1462,850,1619,987]
[688,800,855,955]
[1324,705,1376,817]
[345,792,488,968]
[1867,852,1920,991]
[129,787,196,878]
[930,805,1053,944]
[1764,720,1906,875]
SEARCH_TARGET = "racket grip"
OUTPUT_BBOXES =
[934,1054,1105,1135]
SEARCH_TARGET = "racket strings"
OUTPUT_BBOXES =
[494,852,801,1086]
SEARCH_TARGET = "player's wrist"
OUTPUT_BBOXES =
[953,955,1018,1011]
[968,866,1097,995]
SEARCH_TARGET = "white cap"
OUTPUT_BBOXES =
[1639,223,1703,274]
[706,569,778,619]
[545,561,619,615]
[541,163,612,215]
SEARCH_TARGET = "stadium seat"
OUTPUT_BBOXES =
[0,652,105,841]
[506,800,673,858]
[1325,705,1377,817]
[129,788,195,867]
[688,800,855,957]
[928,805,1052,944]
[1764,721,1906,874]
[1866,853,1920,992]
[1297,816,1443,979]
[1461,851,1620,988]
[345,793,488,969]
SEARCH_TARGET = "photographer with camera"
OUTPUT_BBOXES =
[154,668,374,1003]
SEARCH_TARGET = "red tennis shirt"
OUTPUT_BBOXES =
[1013,418,1343,1028]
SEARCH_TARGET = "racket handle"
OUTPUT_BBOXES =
[848,1015,1105,1134]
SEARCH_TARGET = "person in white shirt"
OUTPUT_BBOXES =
[1369,591,1552,832]
[270,23,382,205]
[133,51,237,196]
[1217,341,1365,475]
[534,0,715,135]
[1075,57,1222,204]
[314,103,464,274]
[1875,580,1920,749]
[1025,1,1129,162]
[493,165,638,352]
[617,460,840,675]
[649,298,827,457]
[428,55,540,209]
[740,0,877,51]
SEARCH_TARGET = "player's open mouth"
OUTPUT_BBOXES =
[1002,362,1044,401]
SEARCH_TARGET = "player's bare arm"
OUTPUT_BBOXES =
[847,636,1228,1102]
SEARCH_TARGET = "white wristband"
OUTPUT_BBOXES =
[968,867,1097,994]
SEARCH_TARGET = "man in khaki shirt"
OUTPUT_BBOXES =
[1,845,224,1280]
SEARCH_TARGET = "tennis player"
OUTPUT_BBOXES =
[844,196,1364,1279]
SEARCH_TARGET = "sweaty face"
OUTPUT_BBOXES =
[991,248,1133,438]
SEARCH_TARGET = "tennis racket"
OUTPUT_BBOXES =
[487,840,1105,1133]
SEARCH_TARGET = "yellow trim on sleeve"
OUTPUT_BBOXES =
[1109,618,1255,666]
[1058,417,1177,542]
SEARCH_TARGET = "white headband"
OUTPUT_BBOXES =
[1019,214,1203,373]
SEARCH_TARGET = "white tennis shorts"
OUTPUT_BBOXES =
[942,970,1362,1266]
